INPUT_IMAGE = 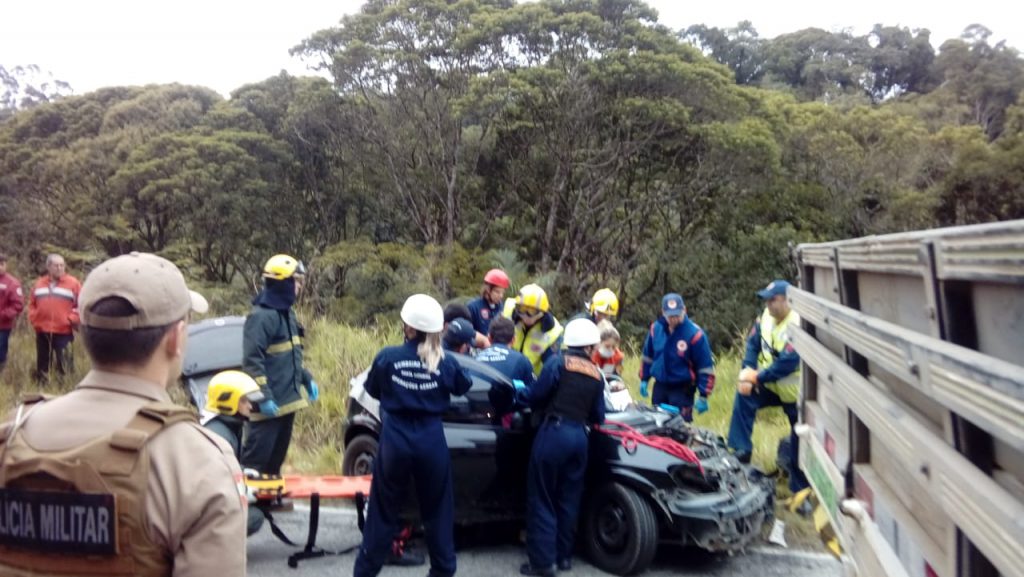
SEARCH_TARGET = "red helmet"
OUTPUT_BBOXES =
[483,268,510,289]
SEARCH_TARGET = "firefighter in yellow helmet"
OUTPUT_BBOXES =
[241,254,317,476]
[587,288,619,324]
[502,283,564,375]
[202,370,267,536]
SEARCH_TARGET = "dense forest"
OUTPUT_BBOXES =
[2,0,1023,348]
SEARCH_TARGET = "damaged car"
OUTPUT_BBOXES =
[343,353,775,576]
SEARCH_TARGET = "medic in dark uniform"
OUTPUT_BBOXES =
[517,318,606,577]
[353,294,473,577]
[466,268,511,348]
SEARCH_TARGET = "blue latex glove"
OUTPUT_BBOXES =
[695,396,709,415]
[259,399,280,416]
[305,380,319,402]
[512,379,526,390]
[639,379,649,398]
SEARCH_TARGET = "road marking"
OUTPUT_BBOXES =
[749,545,838,562]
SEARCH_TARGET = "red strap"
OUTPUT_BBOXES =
[596,420,704,474]
[689,330,703,346]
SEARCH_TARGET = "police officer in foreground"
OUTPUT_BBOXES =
[517,318,606,577]
[728,280,802,467]
[354,294,473,577]
[0,252,246,576]
[241,254,318,476]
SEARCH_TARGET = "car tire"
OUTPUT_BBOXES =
[342,434,378,476]
[582,482,659,576]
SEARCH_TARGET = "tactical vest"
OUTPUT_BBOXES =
[546,354,604,425]
[757,309,801,403]
[0,395,196,577]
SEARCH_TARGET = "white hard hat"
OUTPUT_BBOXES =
[400,293,444,333]
[564,318,601,348]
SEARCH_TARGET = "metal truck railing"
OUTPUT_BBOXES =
[791,220,1024,577]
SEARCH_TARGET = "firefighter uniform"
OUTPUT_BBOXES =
[354,340,473,577]
[0,371,246,577]
[502,298,564,376]
[520,350,606,573]
[240,282,314,475]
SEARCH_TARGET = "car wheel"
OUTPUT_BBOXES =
[342,434,378,476]
[582,482,658,576]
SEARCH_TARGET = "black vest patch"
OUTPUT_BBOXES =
[0,488,117,555]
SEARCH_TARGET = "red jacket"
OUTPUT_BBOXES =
[28,274,81,335]
[0,272,24,331]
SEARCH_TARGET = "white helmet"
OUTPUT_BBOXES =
[400,294,444,333]
[563,318,601,348]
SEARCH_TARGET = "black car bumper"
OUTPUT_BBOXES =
[662,473,775,551]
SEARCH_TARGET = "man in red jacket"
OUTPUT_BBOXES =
[28,253,81,380]
[0,252,25,375]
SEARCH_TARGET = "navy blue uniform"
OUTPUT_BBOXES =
[466,296,500,336]
[353,341,473,577]
[640,316,715,421]
[519,351,606,571]
[476,344,535,387]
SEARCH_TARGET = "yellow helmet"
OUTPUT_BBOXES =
[589,288,619,316]
[206,370,265,416]
[516,283,550,314]
[262,254,306,280]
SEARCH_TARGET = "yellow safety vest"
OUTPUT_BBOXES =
[501,298,564,375]
[0,396,193,577]
[757,308,801,404]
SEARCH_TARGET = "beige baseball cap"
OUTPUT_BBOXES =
[80,252,209,330]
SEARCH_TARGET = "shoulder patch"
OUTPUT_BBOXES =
[564,356,601,380]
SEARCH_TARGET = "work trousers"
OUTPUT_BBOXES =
[354,414,456,577]
[242,411,296,475]
[35,331,73,380]
[727,383,798,456]
[652,381,697,421]
[526,417,588,570]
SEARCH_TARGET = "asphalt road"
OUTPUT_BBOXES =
[247,505,842,577]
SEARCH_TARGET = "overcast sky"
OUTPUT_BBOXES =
[2,0,1020,97]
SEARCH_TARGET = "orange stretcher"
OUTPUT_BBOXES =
[250,474,373,501]
[248,474,373,568]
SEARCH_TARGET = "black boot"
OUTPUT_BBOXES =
[520,562,556,576]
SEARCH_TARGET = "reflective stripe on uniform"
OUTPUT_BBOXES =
[266,335,301,355]
[34,286,76,301]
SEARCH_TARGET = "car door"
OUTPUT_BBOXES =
[444,354,531,523]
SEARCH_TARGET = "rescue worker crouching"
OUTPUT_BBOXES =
[727,280,809,494]
[639,293,715,422]
[241,254,318,476]
[203,369,268,536]
[0,251,246,577]
[517,318,606,577]
[354,294,473,577]
[502,283,563,376]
